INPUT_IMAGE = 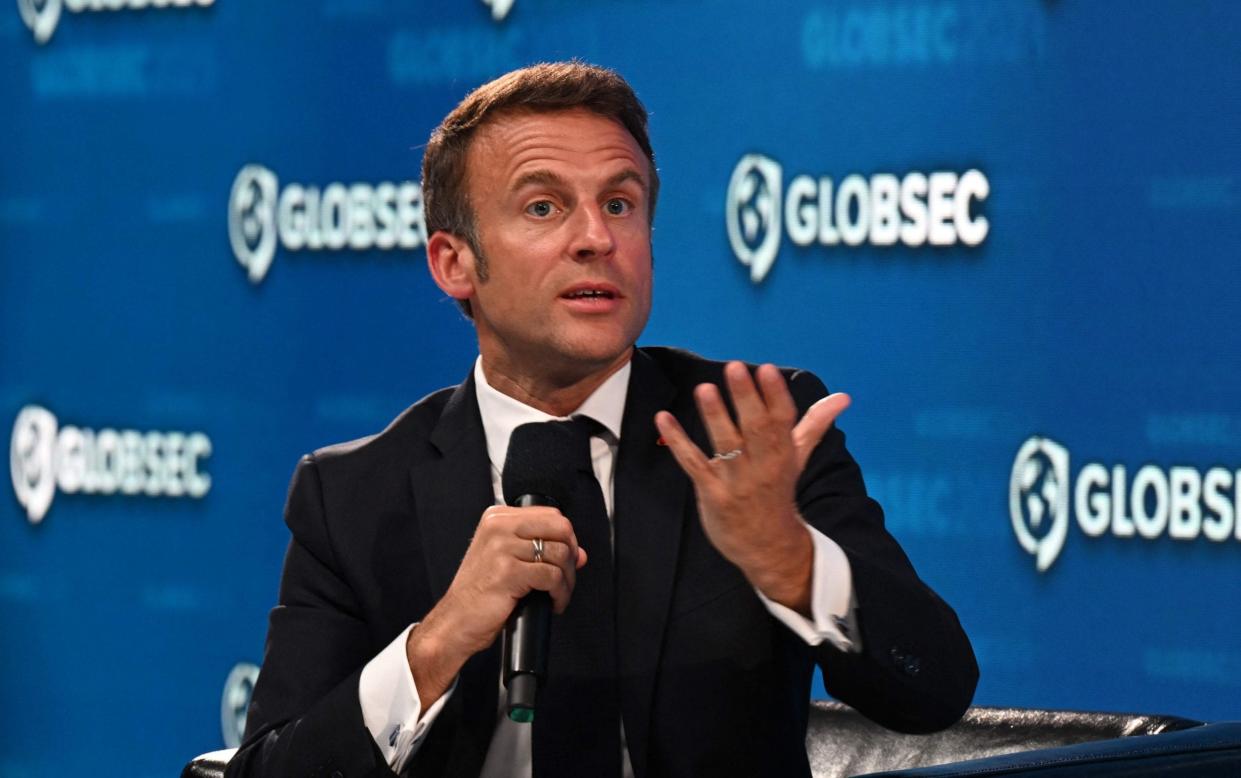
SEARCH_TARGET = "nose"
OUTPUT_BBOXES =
[567,203,616,260]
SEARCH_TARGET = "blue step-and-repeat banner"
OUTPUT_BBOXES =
[3,1,1240,774]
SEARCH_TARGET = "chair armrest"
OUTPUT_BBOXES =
[806,700,1202,777]
[180,748,236,778]
[861,722,1241,776]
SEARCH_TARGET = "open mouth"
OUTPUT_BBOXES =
[562,289,616,300]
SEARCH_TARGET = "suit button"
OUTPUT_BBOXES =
[331,772,344,778]
[890,646,921,676]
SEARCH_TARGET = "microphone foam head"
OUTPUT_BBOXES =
[501,421,584,507]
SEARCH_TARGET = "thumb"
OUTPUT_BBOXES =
[792,393,851,471]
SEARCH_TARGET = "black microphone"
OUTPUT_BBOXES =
[500,421,582,723]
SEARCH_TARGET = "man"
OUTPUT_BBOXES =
[229,62,977,778]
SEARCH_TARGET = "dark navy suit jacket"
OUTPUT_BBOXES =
[229,347,978,778]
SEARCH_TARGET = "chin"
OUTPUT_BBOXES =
[552,338,634,371]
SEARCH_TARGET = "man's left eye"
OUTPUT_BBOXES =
[605,198,631,215]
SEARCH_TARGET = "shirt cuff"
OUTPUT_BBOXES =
[756,526,861,652]
[358,623,457,772]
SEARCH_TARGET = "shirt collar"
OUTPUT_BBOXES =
[473,356,631,471]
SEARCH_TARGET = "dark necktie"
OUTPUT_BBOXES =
[531,417,622,778]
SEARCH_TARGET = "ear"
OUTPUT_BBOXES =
[426,230,477,303]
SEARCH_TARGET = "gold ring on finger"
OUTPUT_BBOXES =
[712,448,743,461]
[531,538,545,563]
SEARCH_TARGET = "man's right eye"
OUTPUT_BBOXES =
[526,201,555,217]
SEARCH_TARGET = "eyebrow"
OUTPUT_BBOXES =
[509,167,649,195]
[604,168,649,193]
[510,169,566,193]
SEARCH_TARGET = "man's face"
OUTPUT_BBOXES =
[462,108,654,383]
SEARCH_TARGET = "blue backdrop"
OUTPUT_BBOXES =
[3,1,1240,775]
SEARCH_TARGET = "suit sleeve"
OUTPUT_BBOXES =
[226,454,397,778]
[787,369,979,734]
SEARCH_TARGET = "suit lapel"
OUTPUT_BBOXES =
[613,349,693,778]
[413,370,495,598]
[409,370,501,772]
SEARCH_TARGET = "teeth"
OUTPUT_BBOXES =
[570,290,610,298]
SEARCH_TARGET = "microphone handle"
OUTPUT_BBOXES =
[502,493,555,723]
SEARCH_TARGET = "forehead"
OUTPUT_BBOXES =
[466,108,649,192]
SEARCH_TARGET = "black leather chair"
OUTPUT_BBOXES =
[183,700,1228,777]
[865,722,1241,776]
[803,700,1206,776]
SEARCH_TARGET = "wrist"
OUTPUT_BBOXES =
[744,516,814,616]
[406,604,471,709]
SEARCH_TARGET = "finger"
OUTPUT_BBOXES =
[479,506,580,572]
[480,504,569,535]
[522,519,580,579]
[693,382,743,456]
[546,541,577,601]
[548,549,580,614]
[756,364,798,428]
[792,393,851,471]
[529,562,572,613]
[507,509,578,545]
[516,537,574,567]
[725,361,786,456]
[723,361,769,432]
[727,362,797,465]
[515,538,580,594]
[654,410,715,486]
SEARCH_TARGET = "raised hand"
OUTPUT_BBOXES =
[654,361,850,613]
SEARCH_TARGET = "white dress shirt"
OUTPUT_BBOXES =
[358,357,859,774]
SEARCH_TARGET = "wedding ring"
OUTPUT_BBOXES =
[712,448,743,461]
[531,538,545,563]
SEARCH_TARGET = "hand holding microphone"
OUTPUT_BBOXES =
[499,421,595,722]
[402,425,587,717]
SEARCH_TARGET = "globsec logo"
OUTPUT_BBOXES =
[221,662,260,749]
[10,407,57,524]
[725,154,783,284]
[228,164,427,284]
[229,165,279,283]
[1009,435,1241,572]
[18,0,214,45]
[725,153,990,283]
[1009,437,1070,572]
[10,405,212,524]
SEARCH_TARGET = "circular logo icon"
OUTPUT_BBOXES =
[482,0,515,21]
[10,405,58,524]
[220,661,261,748]
[725,154,782,284]
[1009,436,1070,572]
[17,0,61,44]
[228,165,279,284]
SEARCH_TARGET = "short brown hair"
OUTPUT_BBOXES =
[421,61,659,315]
